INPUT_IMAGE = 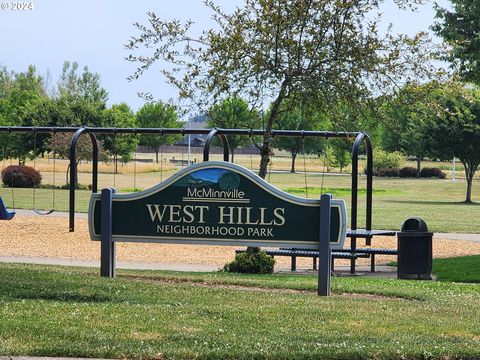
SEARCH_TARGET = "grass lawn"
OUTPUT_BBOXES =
[433,255,480,283]
[0,262,479,359]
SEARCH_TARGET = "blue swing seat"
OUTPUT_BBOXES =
[0,196,15,220]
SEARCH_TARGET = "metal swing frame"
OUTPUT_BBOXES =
[0,125,387,273]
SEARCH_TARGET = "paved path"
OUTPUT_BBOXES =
[434,232,480,243]
[0,255,397,277]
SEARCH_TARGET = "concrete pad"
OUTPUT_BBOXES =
[276,265,398,279]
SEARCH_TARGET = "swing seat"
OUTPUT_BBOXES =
[0,196,15,220]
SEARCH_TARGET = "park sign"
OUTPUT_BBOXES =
[88,161,347,249]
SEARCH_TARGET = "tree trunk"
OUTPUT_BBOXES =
[416,157,421,178]
[155,147,159,164]
[258,79,288,179]
[463,161,476,203]
[231,149,235,163]
[290,152,297,173]
[466,177,473,203]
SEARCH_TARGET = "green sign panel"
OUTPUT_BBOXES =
[89,161,347,249]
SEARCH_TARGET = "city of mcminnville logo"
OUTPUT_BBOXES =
[175,168,247,202]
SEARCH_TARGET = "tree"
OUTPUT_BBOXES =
[136,102,183,163]
[272,106,314,173]
[45,132,108,186]
[432,0,480,86]
[330,140,352,173]
[126,0,436,179]
[57,61,109,106]
[103,103,139,168]
[207,97,259,162]
[422,83,480,203]
[0,66,47,163]
[381,82,437,176]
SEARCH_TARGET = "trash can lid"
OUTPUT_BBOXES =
[401,217,429,232]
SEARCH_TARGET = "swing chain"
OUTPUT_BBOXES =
[302,134,308,198]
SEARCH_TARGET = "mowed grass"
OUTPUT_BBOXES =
[0,262,479,360]
[1,154,480,232]
[433,255,480,283]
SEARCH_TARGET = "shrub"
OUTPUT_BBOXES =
[1,165,42,188]
[420,167,446,179]
[372,167,400,177]
[399,166,418,178]
[373,149,404,170]
[223,248,275,274]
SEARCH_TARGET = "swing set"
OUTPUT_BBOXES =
[0,126,394,273]
[0,129,60,220]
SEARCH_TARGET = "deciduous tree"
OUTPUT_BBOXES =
[381,82,436,176]
[207,97,259,162]
[432,0,480,85]
[136,102,183,163]
[126,0,436,178]
[422,82,480,203]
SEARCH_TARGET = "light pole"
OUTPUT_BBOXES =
[452,157,456,181]
[187,118,191,165]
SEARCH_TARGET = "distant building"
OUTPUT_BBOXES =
[176,114,208,147]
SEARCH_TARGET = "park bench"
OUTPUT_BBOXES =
[169,158,194,166]
[235,248,370,272]
[333,248,398,272]
[236,229,398,273]
[236,246,398,273]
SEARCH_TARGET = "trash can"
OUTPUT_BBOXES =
[397,217,433,280]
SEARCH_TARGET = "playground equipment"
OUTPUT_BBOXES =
[0,125,395,274]
[32,130,56,215]
[0,196,15,220]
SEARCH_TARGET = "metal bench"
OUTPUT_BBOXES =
[235,249,370,272]
[334,248,398,272]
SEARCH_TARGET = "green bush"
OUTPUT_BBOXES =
[1,165,42,188]
[223,248,275,274]
[373,149,404,170]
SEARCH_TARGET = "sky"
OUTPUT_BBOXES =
[0,0,450,112]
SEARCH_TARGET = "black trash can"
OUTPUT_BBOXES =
[397,217,433,280]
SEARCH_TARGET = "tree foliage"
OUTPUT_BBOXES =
[432,0,480,85]
[136,102,183,163]
[57,61,109,106]
[126,0,437,178]
[381,82,438,176]
[0,63,115,164]
[103,103,139,164]
[272,105,316,173]
[421,82,480,203]
[206,97,259,162]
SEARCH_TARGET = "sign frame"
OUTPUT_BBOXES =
[89,161,347,296]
